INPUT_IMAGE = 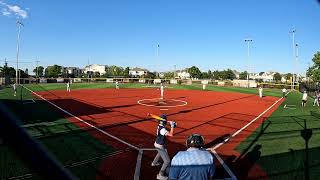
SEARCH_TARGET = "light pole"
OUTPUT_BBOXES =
[156,44,159,58]
[36,60,40,79]
[290,29,296,90]
[295,43,299,85]
[16,21,24,85]
[245,39,253,88]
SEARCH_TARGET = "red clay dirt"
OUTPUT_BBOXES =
[36,88,283,180]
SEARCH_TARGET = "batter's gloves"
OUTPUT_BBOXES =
[170,121,177,128]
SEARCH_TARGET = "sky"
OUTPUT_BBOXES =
[0,0,320,74]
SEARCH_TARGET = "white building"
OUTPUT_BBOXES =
[129,67,149,77]
[83,64,106,75]
[249,72,275,82]
[63,67,83,77]
[176,69,190,79]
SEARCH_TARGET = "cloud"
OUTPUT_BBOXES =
[0,1,28,19]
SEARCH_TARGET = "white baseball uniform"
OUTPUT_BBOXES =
[67,82,71,92]
[259,87,263,98]
[160,84,164,99]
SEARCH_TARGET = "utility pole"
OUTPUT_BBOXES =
[245,39,253,88]
[295,43,299,87]
[16,21,24,85]
[36,60,40,79]
[157,44,159,58]
[87,58,90,83]
[290,29,296,90]
[174,65,176,79]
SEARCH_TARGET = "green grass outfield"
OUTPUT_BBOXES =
[0,83,318,179]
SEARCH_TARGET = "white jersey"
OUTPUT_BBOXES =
[282,88,287,93]
[160,85,164,98]
[302,93,308,101]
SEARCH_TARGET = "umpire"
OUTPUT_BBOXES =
[151,114,176,180]
[169,134,215,180]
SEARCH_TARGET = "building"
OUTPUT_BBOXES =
[249,72,275,82]
[129,67,149,77]
[63,67,83,77]
[176,69,190,79]
[83,64,106,75]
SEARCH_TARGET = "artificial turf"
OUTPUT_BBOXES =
[236,91,320,179]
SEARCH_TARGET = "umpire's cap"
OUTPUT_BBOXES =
[186,134,205,148]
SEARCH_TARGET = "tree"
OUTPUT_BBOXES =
[219,69,236,80]
[307,51,320,81]
[144,72,156,79]
[19,69,29,78]
[212,70,220,80]
[273,72,282,82]
[201,72,209,79]
[45,65,62,78]
[208,70,212,79]
[187,66,202,79]
[285,73,293,80]
[239,71,248,80]
[124,67,130,77]
[163,72,174,79]
[33,66,44,77]
[104,65,125,77]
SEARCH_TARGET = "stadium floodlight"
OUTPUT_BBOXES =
[16,21,24,85]
[290,29,296,90]
[244,39,253,88]
[295,43,299,84]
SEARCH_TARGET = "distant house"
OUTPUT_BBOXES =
[249,72,275,82]
[129,67,149,77]
[83,64,106,75]
[63,67,83,77]
[176,69,190,79]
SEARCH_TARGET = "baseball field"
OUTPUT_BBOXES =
[0,83,319,180]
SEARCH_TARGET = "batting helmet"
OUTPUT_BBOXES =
[186,134,205,148]
[159,114,167,125]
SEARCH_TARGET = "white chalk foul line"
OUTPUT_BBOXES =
[21,85,139,151]
[210,149,237,180]
[211,92,290,150]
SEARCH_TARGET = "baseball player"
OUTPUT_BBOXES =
[258,86,263,98]
[151,114,176,180]
[13,83,17,96]
[282,88,287,97]
[302,90,308,107]
[66,82,71,92]
[160,83,164,99]
[169,134,215,180]
[115,81,119,89]
[313,91,320,106]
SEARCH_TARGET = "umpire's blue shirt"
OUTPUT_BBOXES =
[169,147,215,180]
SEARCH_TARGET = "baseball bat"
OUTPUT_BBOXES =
[147,113,173,123]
